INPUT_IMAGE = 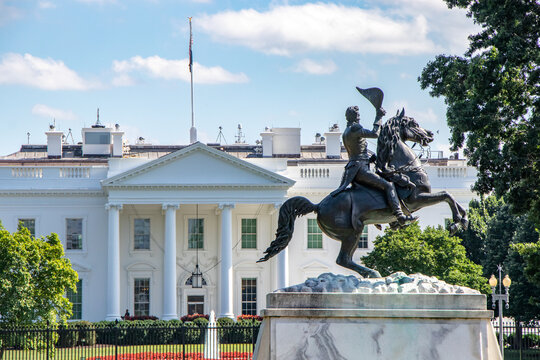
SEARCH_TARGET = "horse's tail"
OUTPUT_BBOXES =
[257,196,318,263]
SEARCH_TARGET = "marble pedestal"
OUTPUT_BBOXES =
[253,293,501,360]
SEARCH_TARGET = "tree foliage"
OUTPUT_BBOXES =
[457,195,504,265]
[0,225,78,325]
[362,223,489,293]
[512,242,540,319]
[419,0,540,224]
[456,195,540,322]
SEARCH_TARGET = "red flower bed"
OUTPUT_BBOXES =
[122,315,159,321]
[236,314,263,322]
[87,352,252,360]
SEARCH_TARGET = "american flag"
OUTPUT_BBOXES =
[188,17,193,73]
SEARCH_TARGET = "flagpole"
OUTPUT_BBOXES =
[189,17,197,143]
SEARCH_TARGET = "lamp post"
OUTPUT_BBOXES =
[489,264,511,359]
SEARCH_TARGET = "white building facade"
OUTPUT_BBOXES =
[0,124,478,321]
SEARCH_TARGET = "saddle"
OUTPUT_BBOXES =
[348,181,415,233]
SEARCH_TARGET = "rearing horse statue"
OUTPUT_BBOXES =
[258,110,469,278]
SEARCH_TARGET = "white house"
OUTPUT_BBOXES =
[0,123,477,321]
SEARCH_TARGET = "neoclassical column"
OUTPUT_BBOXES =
[272,203,289,289]
[162,203,180,320]
[218,203,235,319]
[105,203,122,321]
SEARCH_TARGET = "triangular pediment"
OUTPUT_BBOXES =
[102,142,294,189]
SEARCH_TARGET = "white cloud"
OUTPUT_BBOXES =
[292,59,337,75]
[112,55,249,84]
[38,1,56,9]
[0,0,22,26]
[198,3,435,56]
[197,2,480,56]
[0,53,99,90]
[32,104,77,121]
[376,0,479,54]
[111,74,135,87]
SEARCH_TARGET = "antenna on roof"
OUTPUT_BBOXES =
[216,126,227,144]
[27,132,30,144]
[188,17,197,144]
[235,124,245,144]
[92,107,105,128]
[65,128,74,144]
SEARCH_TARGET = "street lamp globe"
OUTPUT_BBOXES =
[503,275,511,288]
[489,274,497,288]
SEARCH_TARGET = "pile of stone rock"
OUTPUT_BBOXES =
[276,272,480,294]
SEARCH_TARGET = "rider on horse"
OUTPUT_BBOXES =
[330,105,416,227]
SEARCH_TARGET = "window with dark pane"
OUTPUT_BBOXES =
[187,295,205,315]
[18,218,35,237]
[134,278,150,316]
[241,278,257,315]
[358,226,369,249]
[241,218,257,249]
[66,218,83,250]
[67,279,82,320]
[134,218,150,250]
[307,218,323,249]
[188,218,204,249]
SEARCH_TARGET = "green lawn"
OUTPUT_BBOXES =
[2,343,254,360]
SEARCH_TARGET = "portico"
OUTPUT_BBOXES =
[101,143,294,320]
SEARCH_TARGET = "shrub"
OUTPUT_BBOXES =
[523,333,540,349]
[94,321,116,345]
[182,322,204,344]
[217,317,235,327]
[233,321,259,344]
[71,321,96,346]
[193,317,208,327]
[56,325,78,348]
[180,313,208,322]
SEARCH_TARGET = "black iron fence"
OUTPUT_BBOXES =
[0,321,260,360]
[493,320,540,360]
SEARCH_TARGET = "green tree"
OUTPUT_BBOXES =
[457,195,504,265]
[511,242,540,320]
[362,223,489,293]
[0,225,78,325]
[457,198,540,322]
[419,0,540,225]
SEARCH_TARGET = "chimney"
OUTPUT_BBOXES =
[112,124,124,157]
[260,128,274,157]
[324,124,342,159]
[271,128,301,157]
[46,125,63,159]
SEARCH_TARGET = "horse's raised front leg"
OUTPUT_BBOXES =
[406,190,468,234]
[336,233,381,278]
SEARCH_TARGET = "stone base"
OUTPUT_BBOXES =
[253,293,501,360]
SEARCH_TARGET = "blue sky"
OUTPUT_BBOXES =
[0,0,478,156]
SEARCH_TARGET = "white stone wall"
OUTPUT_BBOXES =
[0,151,478,321]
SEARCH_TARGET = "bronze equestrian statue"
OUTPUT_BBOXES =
[330,98,416,230]
[258,87,468,278]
